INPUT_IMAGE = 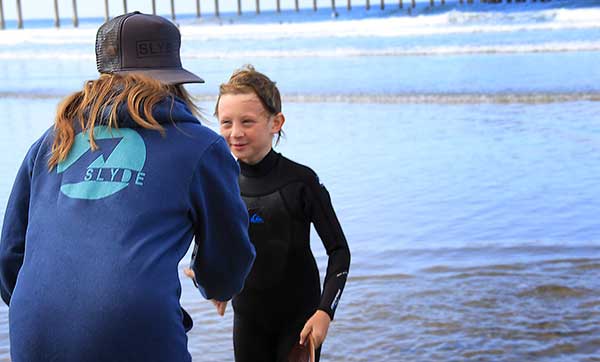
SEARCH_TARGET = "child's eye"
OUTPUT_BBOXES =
[220,120,232,126]
[242,119,254,125]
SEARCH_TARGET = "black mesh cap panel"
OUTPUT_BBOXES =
[96,13,132,74]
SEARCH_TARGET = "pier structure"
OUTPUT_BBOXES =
[1,0,552,29]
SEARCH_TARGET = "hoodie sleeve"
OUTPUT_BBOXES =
[188,137,255,302]
[0,137,44,306]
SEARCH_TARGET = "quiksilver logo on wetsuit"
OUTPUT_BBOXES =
[249,213,264,224]
[57,126,147,200]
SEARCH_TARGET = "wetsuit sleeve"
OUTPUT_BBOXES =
[305,175,350,320]
[188,138,256,302]
[0,138,43,306]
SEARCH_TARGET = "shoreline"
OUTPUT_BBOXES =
[3,91,600,104]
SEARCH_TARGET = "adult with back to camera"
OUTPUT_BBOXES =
[0,12,255,362]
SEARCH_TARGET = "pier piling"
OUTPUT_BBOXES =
[0,0,4,30]
[313,0,317,11]
[72,0,78,27]
[366,0,370,11]
[53,0,59,28]
[215,0,220,17]
[295,0,299,12]
[196,0,201,17]
[170,0,176,21]
[238,0,242,15]
[151,0,156,15]
[381,0,384,10]
[256,0,260,14]
[123,0,127,14]
[16,0,23,29]
[104,0,109,21]
[276,0,280,13]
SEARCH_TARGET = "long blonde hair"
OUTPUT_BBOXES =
[48,73,199,169]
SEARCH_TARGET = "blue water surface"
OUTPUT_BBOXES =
[1,2,600,360]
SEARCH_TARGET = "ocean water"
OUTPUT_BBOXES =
[1,1,600,361]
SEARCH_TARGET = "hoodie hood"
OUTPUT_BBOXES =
[82,96,200,130]
[114,96,199,128]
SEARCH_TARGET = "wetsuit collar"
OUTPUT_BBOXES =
[239,149,279,178]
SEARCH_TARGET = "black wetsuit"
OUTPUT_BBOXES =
[232,149,350,362]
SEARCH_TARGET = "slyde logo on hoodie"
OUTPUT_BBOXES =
[57,126,147,200]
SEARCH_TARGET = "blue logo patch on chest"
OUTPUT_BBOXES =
[249,213,265,224]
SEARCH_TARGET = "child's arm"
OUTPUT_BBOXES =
[300,170,351,346]
[188,137,256,302]
[306,174,351,320]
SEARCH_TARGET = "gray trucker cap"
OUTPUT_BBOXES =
[95,12,204,85]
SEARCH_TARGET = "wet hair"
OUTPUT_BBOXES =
[215,65,284,144]
[48,73,200,169]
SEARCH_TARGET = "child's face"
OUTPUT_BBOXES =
[218,92,283,164]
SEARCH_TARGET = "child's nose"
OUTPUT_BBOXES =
[231,124,244,138]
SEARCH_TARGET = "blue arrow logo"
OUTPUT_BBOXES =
[57,126,147,200]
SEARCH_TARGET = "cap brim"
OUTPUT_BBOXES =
[116,67,205,85]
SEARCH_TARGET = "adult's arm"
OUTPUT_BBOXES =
[188,138,255,302]
[0,138,44,306]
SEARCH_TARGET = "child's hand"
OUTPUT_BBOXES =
[299,310,331,348]
[211,299,228,316]
[183,267,199,288]
[184,268,228,316]
[183,267,195,280]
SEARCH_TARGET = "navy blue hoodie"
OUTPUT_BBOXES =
[0,97,255,362]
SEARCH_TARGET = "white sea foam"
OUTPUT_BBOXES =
[0,7,599,45]
[1,40,598,60]
[0,27,96,46]
[3,90,600,104]
[177,9,600,40]
[180,41,600,57]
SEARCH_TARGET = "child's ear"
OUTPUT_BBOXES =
[271,113,285,134]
